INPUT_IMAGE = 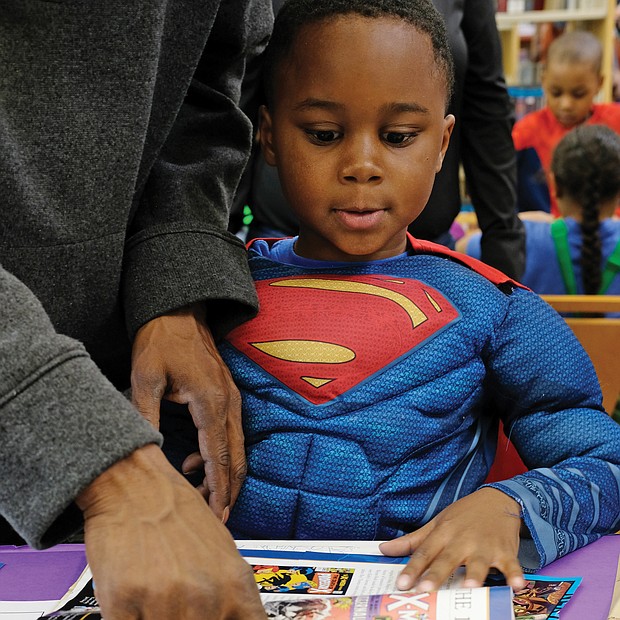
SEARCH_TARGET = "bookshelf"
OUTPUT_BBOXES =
[495,0,616,103]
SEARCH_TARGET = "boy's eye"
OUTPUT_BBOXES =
[382,132,415,146]
[305,129,342,144]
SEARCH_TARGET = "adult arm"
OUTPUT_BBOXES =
[460,0,525,279]
[123,0,272,339]
[0,266,267,619]
[126,1,273,516]
[78,444,267,620]
[0,265,160,548]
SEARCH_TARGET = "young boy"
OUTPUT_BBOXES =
[513,30,620,215]
[174,0,620,594]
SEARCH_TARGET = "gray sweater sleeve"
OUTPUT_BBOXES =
[123,0,272,340]
[0,266,161,549]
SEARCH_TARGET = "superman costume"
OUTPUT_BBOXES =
[219,236,620,571]
[512,104,620,215]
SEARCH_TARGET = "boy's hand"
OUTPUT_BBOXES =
[131,303,246,518]
[379,488,526,592]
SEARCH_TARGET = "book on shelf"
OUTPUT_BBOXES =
[496,0,604,10]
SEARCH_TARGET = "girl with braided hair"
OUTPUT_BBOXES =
[462,125,620,296]
[550,124,620,295]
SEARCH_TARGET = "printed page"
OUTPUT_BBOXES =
[0,599,61,619]
[242,552,468,603]
[236,540,385,555]
[262,586,516,620]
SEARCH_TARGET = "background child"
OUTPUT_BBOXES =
[460,124,620,296]
[171,0,620,595]
[513,30,620,215]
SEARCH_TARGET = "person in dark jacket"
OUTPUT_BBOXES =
[0,1,272,618]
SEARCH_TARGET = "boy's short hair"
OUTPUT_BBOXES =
[545,30,603,74]
[263,0,455,111]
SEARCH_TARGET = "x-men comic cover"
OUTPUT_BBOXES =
[263,587,516,620]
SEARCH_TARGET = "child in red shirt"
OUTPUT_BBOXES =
[513,30,620,216]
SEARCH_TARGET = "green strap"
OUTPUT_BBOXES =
[600,237,620,294]
[551,219,620,295]
[551,219,578,295]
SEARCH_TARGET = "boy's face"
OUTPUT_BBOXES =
[260,15,454,262]
[542,60,602,128]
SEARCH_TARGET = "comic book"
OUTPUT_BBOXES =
[39,575,582,620]
[38,541,582,620]
[238,542,581,620]
[511,576,581,620]
[262,587,514,620]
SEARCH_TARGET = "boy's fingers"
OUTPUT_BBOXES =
[461,556,492,588]
[379,538,412,558]
[394,538,444,591]
[379,525,430,557]
[408,546,466,592]
[500,560,527,591]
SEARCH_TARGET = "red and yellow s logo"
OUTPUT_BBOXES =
[226,274,459,404]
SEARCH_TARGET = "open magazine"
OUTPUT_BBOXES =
[238,543,580,620]
[40,541,581,620]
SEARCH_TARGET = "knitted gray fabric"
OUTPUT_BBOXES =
[0,0,271,547]
[0,269,162,547]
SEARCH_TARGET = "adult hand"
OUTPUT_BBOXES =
[76,444,267,620]
[131,303,245,519]
[379,488,526,592]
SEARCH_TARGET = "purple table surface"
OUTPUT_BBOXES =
[0,544,86,601]
[0,537,618,618]
[536,534,620,620]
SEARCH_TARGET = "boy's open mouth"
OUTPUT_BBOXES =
[334,208,387,229]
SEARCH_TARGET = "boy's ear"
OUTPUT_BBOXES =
[259,105,277,166]
[596,72,604,91]
[436,114,456,173]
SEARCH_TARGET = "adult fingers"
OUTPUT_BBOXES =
[130,322,168,428]
[226,387,247,509]
[190,383,232,519]
[130,358,166,429]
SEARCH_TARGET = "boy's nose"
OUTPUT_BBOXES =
[339,136,383,183]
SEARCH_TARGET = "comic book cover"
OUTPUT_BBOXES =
[254,564,355,595]
[262,586,516,620]
[511,576,581,620]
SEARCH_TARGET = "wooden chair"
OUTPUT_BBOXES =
[541,295,620,415]
[486,294,620,483]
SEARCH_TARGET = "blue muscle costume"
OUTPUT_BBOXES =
[220,237,620,571]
